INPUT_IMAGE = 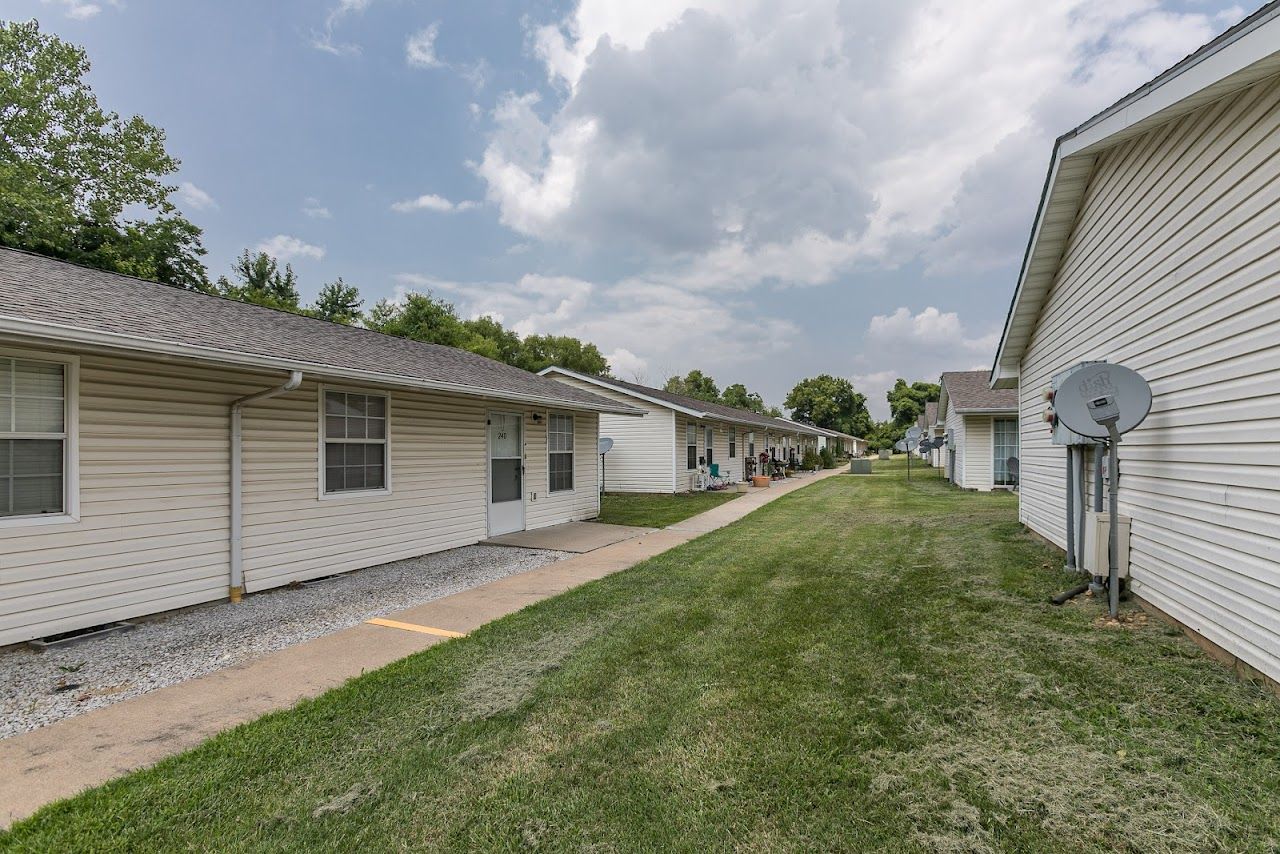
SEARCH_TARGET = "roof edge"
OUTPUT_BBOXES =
[0,317,644,416]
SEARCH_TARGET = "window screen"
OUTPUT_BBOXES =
[704,426,713,466]
[729,428,736,458]
[1,357,66,518]
[549,413,574,492]
[686,423,697,469]
[323,390,387,493]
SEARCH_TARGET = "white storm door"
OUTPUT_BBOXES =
[488,412,525,535]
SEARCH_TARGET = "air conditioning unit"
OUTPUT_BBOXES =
[1081,510,1131,578]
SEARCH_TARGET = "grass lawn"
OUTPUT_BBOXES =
[7,460,1280,851]
[594,489,740,528]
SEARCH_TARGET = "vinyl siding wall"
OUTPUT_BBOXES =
[944,399,965,485]
[542,376,674,494]
[963,414,995,492]
[1017,74,1280,680]
[0,346,599,646]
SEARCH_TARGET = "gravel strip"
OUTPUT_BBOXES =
[0,545,568,739]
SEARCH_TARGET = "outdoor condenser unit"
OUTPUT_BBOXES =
[1080,510,1131,579]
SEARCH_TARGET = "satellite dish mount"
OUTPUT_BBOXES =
[1052,363,1152,617]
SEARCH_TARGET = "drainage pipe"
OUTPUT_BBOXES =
[1051,582,1090,606]
[229,371,303,602]
[1092,443,1104,512]
[1064,446,1076,570]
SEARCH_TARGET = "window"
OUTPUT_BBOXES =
[1,357,68,519]
[323,390,388,494]
[747,432,754,459]
[549,413,574,492]
[729,428,736,458]
[686,423,697,469]
[994,417,1019,486]
[704,426,714,466]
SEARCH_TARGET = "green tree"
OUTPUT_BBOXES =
[0,20,208,288]
[518,334,610,376]
[664,369,720,403]
[212,250,302,312]
[886,379,940,429]
[784,374,872,437]
[720,382,766,413]
[307,277,363,325]
[462,315,522,365]
[365,291,469,347]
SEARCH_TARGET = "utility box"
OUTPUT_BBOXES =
[1051,362,1105,446]
[878,449,891,460]
[1081,510,1131,578]
[850,459,872,474]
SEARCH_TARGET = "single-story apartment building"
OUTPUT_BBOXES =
[991,3,1280,684]
[811,425,865,458]
[920,401,944,467]
[939,371,1019,491]
[0,248,640,647]
[538,368,828,492]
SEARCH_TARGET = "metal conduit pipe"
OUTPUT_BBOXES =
[229,371,303,602]
[1064,446,1076,570]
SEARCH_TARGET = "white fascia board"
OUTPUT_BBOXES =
[0,318,643,416]
[537,365,706,418]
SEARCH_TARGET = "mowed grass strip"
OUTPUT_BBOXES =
[6,461,1280,852]
[594,490,740,528]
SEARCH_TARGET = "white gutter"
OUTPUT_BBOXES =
[0,317,641,416]
[229,370,303,602]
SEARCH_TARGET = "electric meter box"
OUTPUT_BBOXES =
[1081,510,1131,579]
[1051,362,1105,446]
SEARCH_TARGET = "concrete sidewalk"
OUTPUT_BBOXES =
[0,468,844,827]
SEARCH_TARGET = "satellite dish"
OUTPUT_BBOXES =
[598,437,614,455]
[906,425,923,440]
[894,440,907,452]
[1053,363,1152,439]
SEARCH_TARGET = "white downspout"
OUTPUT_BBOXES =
[229,371,303,602]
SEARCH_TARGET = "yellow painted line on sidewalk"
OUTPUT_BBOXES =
[366,617,466,639]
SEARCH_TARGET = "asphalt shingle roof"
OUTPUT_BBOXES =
[552,372,824,435]
[941,371,1018,411]
[0,248,639,413]
[924,401,939,427]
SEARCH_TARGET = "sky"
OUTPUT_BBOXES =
[10,0,1253,418]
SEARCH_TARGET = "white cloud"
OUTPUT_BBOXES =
[390,193,478,214]
[606,347,648,381]
[398,268,801,386]
[43,0,114,20]
[255,234,326,262]
[477,0,1222,290]
[313,0,373,55]
[302,198,332,219]
[175,182,217,212]
[406,23,443,68]
[854,306,999,418]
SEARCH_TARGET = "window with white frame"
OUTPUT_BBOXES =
[323,390,388,494]
[1,357,68,518]
[686,423,697,469]
[704,426,714,466]
[729,428,736,458]
[549,413,574,492]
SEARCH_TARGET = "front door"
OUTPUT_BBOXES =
[488,412,524,535]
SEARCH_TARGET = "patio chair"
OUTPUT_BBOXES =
[708,463,729,489]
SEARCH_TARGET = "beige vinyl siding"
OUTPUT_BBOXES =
[541,375,673,494]
[1017,73,1280,680]
[0,347,600,646]
[944,399,965,485]
[963,415,994,491]
[524,410,600,529]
